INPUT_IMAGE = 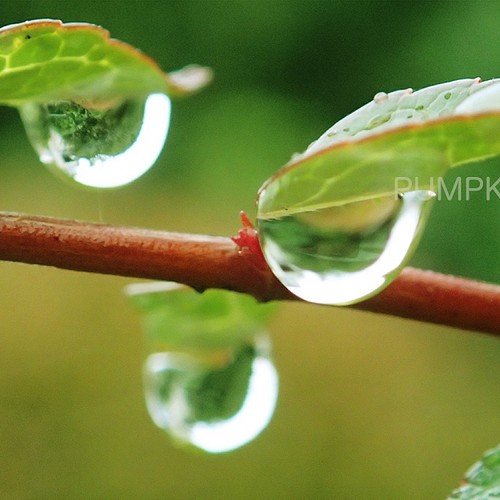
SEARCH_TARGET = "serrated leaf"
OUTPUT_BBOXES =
[258,78,500,218]
[126,282,276,350]
[449,445,500,499]
[0,19,211,106]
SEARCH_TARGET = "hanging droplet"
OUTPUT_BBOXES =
[18,93,171,188]
[143,334,278,454]
[125,282,279,454]
[257,190,435,305]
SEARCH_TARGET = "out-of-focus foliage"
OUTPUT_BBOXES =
[0,1,499,499]
[449,445,500,499]
[129,283,275,350]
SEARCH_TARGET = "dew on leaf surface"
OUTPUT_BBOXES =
[18,93,171,188]
[257,190,435,305]
[143,334,278,454]
[256,79,500,306]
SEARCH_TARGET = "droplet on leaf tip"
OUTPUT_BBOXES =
[257,190,436,305]
[19,93,171,188]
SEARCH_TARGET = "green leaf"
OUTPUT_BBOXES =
[258,78,500,219]
[0,19,211,106]
[126,282,276,350]
[449,445,500,499]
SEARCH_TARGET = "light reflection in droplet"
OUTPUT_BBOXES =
[71,94,171,188]
[258,191,435,305]
[19,93,171,188]
[188,356,278,454]
[143,336,279,454]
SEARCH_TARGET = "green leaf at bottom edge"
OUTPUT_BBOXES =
[449,445,500,499]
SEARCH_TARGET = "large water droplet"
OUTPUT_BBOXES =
[143,334,278,453]
[18,93,171,188]
[257,190,435,305]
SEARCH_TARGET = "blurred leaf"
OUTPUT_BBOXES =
[126,282,276,350]
[258,78,500,219]
[0,19,211,105]
[449,445,500,499]
[133,283,279,453]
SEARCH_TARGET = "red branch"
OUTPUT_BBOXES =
[0,211,498,335]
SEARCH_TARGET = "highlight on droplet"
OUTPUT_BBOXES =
[257,190,436,305]
[125,282,279,454]
[143,336,279,454]
[18,93,171,188]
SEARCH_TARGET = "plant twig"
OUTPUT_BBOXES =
[0,211,498,335]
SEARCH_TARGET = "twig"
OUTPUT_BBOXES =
[0,211,498,335]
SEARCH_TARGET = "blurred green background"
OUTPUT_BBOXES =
[0,1,499,498]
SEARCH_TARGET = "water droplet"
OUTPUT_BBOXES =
[367,113,391,129]
[373,91,388,104]
[257,190,435,305]
[143,334,278,453]
[18,93,171,188]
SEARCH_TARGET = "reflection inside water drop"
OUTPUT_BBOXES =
[19,93,171,188]
[258,190,435,305]
[143,335,278,454]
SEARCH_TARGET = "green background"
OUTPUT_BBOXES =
[0,1,499,498]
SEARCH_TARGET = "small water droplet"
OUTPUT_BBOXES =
[143,335,278,453]
[257,190,435,305]
[373,91,388,104]
[367,113,391,129]
[19,93,171,188]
